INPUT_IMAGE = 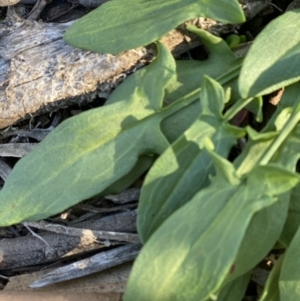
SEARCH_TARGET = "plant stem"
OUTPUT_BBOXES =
[223,97,253,122]
[160,64,243,120]
[259,102,300,165]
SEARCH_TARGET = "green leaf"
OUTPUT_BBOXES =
[215,272,251,301]
[226,34,241,49]
[227,114,300,283]
[64,0,245,54]
[226,87,300,282]
[0,42,179,226]
[290,181,300,213]
[280,211,300,248]
[239,9,300,98]
[162,28,242,143]
[127,83,300,301]
[164,27,242,102]
[274,122,300,248]
[138,76,245,243]
[226,192,290,284]
[280,182,300,247]
[246,165,299,195]
[124,156,299,301]
[100,155,155,196]
[235,83,300,176]
[280,225,300,300]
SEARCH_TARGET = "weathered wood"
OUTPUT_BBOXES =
[0,1,269,129]
[0,14,203,129]
[0,292,122,301]
[0,210,137,269]
[0,0,20,6]
[30,244,141,288]
[24,220,140,244]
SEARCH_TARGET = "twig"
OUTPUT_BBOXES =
[25,220,140,244]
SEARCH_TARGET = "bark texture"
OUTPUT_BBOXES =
[0,15,204,129]
[0,0,268,129]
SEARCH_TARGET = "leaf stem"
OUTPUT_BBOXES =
[223,97,253,122]
[259,102,300,165]
[216,62,243,84]
[159,89,199,119]
[160,64,243,120]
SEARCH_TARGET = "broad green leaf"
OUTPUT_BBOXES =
[226,87,300,282]
[259,254,283,301]
[165,27,242,102]
[280,162,300,248]
[239,9,300,98]
[215,272,251,301]
[228,109,300,281]
[138,76,245,243]
[105,41,174,110]
[234,128,278,176]
[0,42,182,226]
[161,100,201,143]
[280,225,300,300]
[290,181,300,213]
[249,95,263,122]
[272,123,300,171]
[275,124,300,246]
[161,27,263,142]
[64,0,245,54]
[280,182,300,247]
[100,155,155,196]
[226,192,290,284]
[107,29,243,145]
[280,210,300,247]
[124,154,299,301]
[162,27,242,142]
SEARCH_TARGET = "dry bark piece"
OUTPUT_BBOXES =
[0,228,104,269]
[0,210,137,269]
[5,261,131,292]
[27,0,52,20]
[0,291,122,301]
[0,0,265,130]
[105,188,140,204]
[268,88,284,106]
[0,127,54,141]
[30,244,141,288]
[71,209,137,231]
[240,0,272,19]
[0,14,204,129]
[78,203,138,214]
[0,143,37,157]
[0,0,20,6]
[24,220,140,244]
[0,159,12,180]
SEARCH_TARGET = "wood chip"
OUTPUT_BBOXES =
[0,143,37,157]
